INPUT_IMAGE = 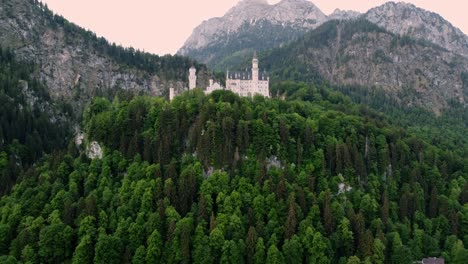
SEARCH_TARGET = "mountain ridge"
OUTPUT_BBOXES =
[0,0,208,111]
[260,19,468,114]
[178,0,468,70]
[177,0,327,64]
[363,1,468,58]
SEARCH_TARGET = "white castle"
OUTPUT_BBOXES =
[170,53,269,100]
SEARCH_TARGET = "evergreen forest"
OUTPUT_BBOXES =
[0,87,467,263]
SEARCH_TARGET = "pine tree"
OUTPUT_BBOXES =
[246,226,258,264]
[372,238,385,264]
[266,244,285,264]
[254,238,266,264]
[282,236,303,264]
[132,246,146,264]
[72,235,94,264]
[284,194,297,239]
[429,186,439,218]
[323,190,334,235]
[146,230,163,263]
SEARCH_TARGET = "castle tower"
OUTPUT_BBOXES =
[169,87,175,101]
[189,66,197,90]
[252,52,259,81]
[252,52,259,93]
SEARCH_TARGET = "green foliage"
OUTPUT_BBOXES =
[32,1,205,81]
[187,20,308,70]
[0,47,71,194]
[0,91,465,263]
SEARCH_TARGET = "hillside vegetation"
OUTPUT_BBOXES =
[0,0,209,109]
[0,46,70,194]
[0,90,466,263]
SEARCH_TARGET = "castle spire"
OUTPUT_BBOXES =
[189,66,197,90]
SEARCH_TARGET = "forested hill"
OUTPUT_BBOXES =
[0,47,71,195]
[0,90,466,263]
[0,0,208,110]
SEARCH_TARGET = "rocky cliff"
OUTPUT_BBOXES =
[262,20,468,114]
[179,1,468,70]
[364,2,468,58]
[0,0,206,110]
[178,0,327,69]
[328,9,361,21]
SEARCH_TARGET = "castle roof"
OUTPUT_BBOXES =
[227,70,269,81]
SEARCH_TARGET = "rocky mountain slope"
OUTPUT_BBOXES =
[261,20,468,114]
[178,0,327,69]
[328,9,361,21]
[0,0,207,110]
[179,1,468,70]
[364,2,468,58]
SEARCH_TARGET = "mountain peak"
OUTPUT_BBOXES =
[178,0,326,59]
[277,0,312,3]
[364,1,468,57]
[382,1,419,9]
[275,0,318,8]
[329,8,361,20]
[238,0,268,6]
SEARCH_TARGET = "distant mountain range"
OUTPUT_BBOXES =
[178,0,328,70]
[179,0,468,68]
[178,0,468,113]
[261,19,468,114]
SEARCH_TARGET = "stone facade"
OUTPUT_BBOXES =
[171,53,269,100]
[225,54,270,97]
[205,79,223,95]
[189,66,197,90]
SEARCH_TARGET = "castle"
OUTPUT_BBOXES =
[225,53,270,97]
[170,53,269,100]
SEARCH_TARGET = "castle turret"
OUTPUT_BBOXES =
[252,52,258,81]
[252,52,259,93]
[189,66,197,90]
[169,87,175,101]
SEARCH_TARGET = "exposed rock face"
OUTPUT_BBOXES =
[328,9,361,21]
[74,132,84,147]
[178,0,468,113]
[263,20,468,114]
[178,0,327,68]
[180,0,326,53]
[364,2,468,58]
[179,0,467,70]
[87,141,103,160]
[0,0,194,110]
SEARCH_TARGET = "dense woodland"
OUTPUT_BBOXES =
[0,47,70,195]
[0,89,466,263]
[0,2,465,263]
[270,81,468,159]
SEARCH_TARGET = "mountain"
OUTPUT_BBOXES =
[261,19,468,114]
[328,9,361,21]
[177,0,327,69]
[0,0,208,110]
[179,1,468,71]
[0,47,71,194]
[364,2,468,58]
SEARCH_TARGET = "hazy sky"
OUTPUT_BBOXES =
[41,0,468,55]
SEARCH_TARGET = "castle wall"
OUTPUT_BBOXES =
[195,54,269,98]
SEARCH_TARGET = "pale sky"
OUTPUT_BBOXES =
[41,0,468,55]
